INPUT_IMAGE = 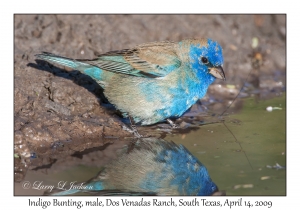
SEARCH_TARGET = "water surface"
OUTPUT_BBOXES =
[167,93,286,195]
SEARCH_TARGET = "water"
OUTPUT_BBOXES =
[166,93,286,195]
[15,94,286,196]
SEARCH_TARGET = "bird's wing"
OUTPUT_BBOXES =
[78,41,181,78]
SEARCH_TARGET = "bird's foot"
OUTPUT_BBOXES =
[128,115,143,138]
[167,119,179,129]
[132,128,143,138]
[122,125,143,138]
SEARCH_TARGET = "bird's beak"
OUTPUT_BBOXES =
[209,66,226,81]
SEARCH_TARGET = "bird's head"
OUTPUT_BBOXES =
[188,38,225,82]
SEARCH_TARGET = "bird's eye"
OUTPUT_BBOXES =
[201,57,209,64]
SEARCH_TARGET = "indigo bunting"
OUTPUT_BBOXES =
[36,39,225,128]
[48,138,221,196]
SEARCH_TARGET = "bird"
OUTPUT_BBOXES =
[46,138,222,196]
[35,39,225,131]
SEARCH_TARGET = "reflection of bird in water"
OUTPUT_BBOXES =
[36,39,225,137]
[47,138,224,196]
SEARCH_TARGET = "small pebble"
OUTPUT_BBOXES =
[243,184,254,188]
[252,37,259,49]
[266,106,282,112]
[261,176,270,180]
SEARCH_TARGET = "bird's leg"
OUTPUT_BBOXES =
[121,124,142,138]
[128,116,143,138]
[167,118,179,129]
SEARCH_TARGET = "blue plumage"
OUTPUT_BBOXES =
[48,138,220,196]
[36,39,225,126]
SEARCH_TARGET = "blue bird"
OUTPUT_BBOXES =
[36,39,225,129]
[47,138,221,196]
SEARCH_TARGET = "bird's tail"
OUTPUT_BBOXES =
[35,52,93,72]
[35,52,107,85]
